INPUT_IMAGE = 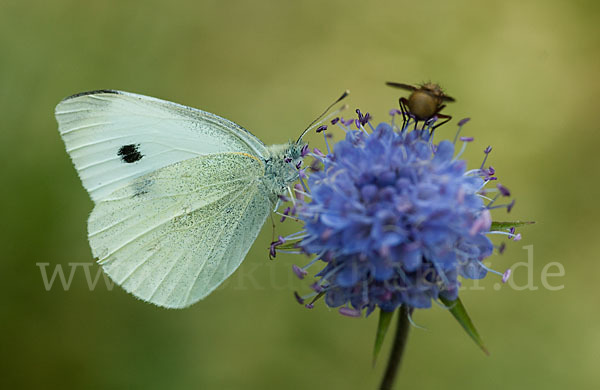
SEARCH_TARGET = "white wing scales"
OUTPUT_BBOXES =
[89,153,271,308]
[55,90,267,202]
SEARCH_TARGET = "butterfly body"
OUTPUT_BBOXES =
[56,90,304,308]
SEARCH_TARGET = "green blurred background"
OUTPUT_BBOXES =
[1,0,599,388]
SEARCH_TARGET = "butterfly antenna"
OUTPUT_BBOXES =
[297,90,350,142]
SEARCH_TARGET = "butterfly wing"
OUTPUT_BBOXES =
[55,90,267,202]
[89,152,271,308]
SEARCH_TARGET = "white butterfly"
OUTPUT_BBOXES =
[55,90,305,308]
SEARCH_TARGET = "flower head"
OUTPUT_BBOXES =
[273,111,516,316]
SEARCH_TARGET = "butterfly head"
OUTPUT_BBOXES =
[263,141,308,204]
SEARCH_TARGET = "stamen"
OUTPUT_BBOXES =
[323,131,331,154]
[502,268,511,283]
[486,193,501,208]
[453,139,469,160]
[361,111,371,126]
[341,117,354,126]
[305,291,326,308]
[296,162,309,192]
[287,186,296,206]
[458,117,471,126]
[464,168,484,176]
[280,207,290,222]
[292,264,308,279]
[355,108,363,123]
[390,109,402,131]
[487,201,516,212]
[272,197,281,213]
[312,147,325,158]
[477,179,493,192]
[300,144,309,157]
[477,194,494,202]
[497,183,511,196]
[294,291,305,304]
[453,118,470,144]
[498,242,506,254]
[294,184,307,201]
[302,252,326,270]
[486,230,522,241]
[480,146,492,169]
[507,199,516,213]
[269,235,286,258]
[318,265,341,286]
[274,210,300,223]
[339,307,362,317]
[428,128,437,143]
[285,230,307,240]
[478,262,506,279]
[364,112,373,126]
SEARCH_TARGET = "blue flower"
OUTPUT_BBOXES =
[273,112,516,316]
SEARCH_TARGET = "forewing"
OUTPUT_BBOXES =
[55,90,267,202]
[88,153,271,308]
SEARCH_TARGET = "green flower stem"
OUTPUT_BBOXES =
[380,305,411,390]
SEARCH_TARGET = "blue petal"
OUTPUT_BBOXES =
[402,248,423,272]
[371,256,395,281]
[433,140,455,163]
[336,263,362,287]
[460,259,487,279]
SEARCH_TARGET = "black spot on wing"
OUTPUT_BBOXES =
[118,144,144,163]
[61,89,121,101]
